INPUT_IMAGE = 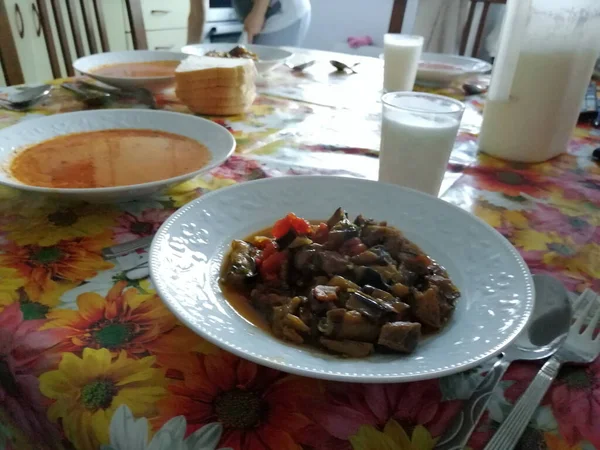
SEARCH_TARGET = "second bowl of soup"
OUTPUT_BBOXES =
[73,50,188,90]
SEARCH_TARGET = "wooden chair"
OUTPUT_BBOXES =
[388,0,408,33]
[0,0,25,85]
[460,0,507,57]
[36,0,148,78]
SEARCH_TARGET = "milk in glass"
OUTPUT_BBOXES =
[383,35,423,92]
[379,93,464,196]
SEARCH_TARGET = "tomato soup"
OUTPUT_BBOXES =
[91,60,180,78]
[10,129,211,188]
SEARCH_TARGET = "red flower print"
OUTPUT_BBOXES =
[210,155,268,182]
[519,250,587,293]
[299,380,461,449]
[156,351,317,450]
[560,171,600,204]
[462,165,552,197]
[0,303,66,448]
[504,359,600,448]
[525,204,595,245]
[113,209,173,243]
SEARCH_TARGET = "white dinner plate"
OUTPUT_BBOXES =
[150,176,534,383]
[0,109,235,202]
[417,53,492,86]
[73,50,188,91]
[181,44,293,73]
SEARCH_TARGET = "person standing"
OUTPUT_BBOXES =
[237,0,311,46]
[187,0,206,44]
[187,0,311,46]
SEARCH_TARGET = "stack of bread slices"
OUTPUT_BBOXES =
[175,56,257,116]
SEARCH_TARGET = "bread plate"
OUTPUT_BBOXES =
[149,176,534,382]
[181,44,293,73]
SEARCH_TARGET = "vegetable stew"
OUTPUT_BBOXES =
[220,208,460,357]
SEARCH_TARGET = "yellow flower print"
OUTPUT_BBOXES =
[0,232,113,303]
[40,348,167,450]
[512,230,571,252]
[544,432,583,450]
[167,176,237,207]
[472,201,528,230]
[0,268,25,308]
[350,420,436,450]
[3,204,118,246]
[543,243,600,280]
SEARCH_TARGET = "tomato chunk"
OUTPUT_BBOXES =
[272,213,311,238]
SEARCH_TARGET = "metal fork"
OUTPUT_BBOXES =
[484,290,600,450]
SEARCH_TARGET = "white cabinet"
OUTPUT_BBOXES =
[5,0,188,85]
[4,0,52,83]
[126,0,190,49]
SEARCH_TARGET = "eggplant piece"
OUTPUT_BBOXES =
[293,244,322,272]
[312,285,340,302]
[413,287,445,329]
[378,322,421,353]
[320,251,352,276]
[222,240,259,285]
[353,266,389,290]
[318,309,381,342]
[326,207,346,229]
[404,254,433,275]
[288,236,313,249]
[360,225,402,247]
[391,283,410,297]
[276,229,297,249]
[272,306,303,344]
[428,274,461,303]
[354,214,376,228]
[325,214,360,250]
[320,338,374,357]
[361,285,395,302]
[327,275,360,291]
[351,250,379,265]
[345,291,396,320]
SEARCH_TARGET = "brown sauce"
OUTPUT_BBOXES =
[220,283,271,332]
[91,60,179,78]
[10,129,211,188]
[220,227,273,331]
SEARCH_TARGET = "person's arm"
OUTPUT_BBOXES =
[244,0,270,42]
[187,0,206,44]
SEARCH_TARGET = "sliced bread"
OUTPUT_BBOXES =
[175,56,256,87]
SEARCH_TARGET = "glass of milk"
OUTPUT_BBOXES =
[379,92,465,196]
[383,34,424,92]
[479,0,600,162]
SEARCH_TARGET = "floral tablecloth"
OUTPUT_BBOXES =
[0,49,599,450]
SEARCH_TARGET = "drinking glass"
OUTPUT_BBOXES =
[379,92,465,196]
[383,34,424,92]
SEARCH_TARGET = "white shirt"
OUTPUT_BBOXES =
[262,0,311,34]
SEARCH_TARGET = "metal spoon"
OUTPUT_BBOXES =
[0,84,51,110]
[286,60,316,72]
[463,81,488,96]
[8,84,51,106]
[61,83,113,108]
[436,274,572,450]
[330,60,360,74]
[79,80,157,109]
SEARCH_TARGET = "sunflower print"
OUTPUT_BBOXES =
[43,281,200,365]
[39,348,167,450]
[2,203,118,246]
[0,231,114,305]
